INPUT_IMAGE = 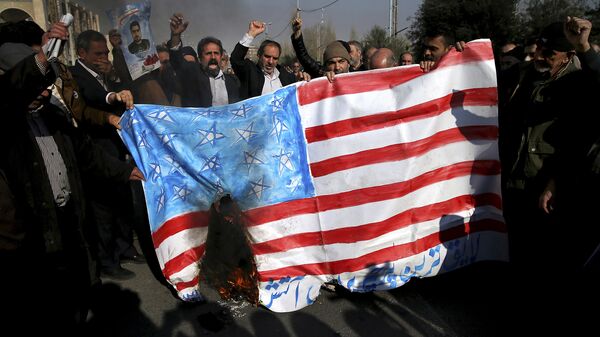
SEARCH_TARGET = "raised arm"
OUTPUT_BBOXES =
[231,20,266,81]
[565,16,600,83]
[167,13,189,72]
[290,16,323,79]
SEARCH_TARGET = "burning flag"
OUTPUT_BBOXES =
[119,39,508,312]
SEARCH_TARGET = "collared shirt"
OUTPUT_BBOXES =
[261,67,282,95]
[77,59,114,104]
[239,33,283,95]
[209,69,229,106]
[27,109,71,207]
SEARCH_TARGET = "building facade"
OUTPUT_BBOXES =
[1,0,101,65]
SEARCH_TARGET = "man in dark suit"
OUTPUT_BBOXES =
[127,20,150,55]
[232,20,308,99]
[70,30,145,280]
[167,13,240,107]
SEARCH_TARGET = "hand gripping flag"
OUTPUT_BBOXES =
[119,39,508,312]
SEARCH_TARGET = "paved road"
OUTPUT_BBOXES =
[84,256,540,337]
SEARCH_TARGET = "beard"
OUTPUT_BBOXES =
[204,59,220,77]
[534,61,550,73]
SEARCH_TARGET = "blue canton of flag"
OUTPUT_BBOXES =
[119,85,314,232]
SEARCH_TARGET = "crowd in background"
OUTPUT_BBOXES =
[1,10,599,335]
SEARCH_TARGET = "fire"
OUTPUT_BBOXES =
[217,265,259,305]
[200,195,260,306]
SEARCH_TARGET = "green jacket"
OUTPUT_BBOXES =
[505,59,580,192]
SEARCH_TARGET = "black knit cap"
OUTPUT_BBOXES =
[538,21,574,52]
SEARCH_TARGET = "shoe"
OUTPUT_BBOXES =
[121,254,146,265]
[101,266,136,281]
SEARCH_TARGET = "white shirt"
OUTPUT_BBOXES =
[209,70,229,106]
[239,33,283,95]
[261,67,282,95]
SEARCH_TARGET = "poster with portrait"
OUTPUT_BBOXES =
[107,1,160,80]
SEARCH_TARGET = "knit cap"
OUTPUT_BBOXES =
[323,41,350,63]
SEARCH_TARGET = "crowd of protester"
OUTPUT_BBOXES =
[1,10,599,334]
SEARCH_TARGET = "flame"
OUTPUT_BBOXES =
[200,196,260,305]
[216,265,259,305]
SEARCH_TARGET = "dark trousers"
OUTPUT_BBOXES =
[0,205,93,336]
[88,197,137,270]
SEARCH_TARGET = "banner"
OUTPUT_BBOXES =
[107,1,159,80]
[119,39,508,312]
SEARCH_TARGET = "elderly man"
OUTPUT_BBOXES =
[291,15,351,82]
[168,13,240,107]
[348,40,367,71]
[502,19,600,275]
[231,20,306,99]
[370,48,398,69]
[400,51,414,65]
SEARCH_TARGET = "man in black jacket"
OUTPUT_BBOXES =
[70,29,144,280]
[291,15,351,83]
[0,22,143,335]
[231,20,308,99]
[168,13,240,107]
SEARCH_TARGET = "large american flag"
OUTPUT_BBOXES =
[119,39,507,313]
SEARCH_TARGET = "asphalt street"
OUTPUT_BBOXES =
[81,234,600,337]
[84,258,529,337]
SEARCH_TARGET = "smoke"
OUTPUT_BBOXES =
[77,0,251,51]
[200,195,259,305]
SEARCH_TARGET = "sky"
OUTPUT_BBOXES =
[76,0,422,52]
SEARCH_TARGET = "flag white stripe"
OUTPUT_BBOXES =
[306,106,498,163]
[247,174,501,244]
[167,261,199,284]
[299,61,497,128]
[254,210,504,272]
[155,227,208,270]
[313,141,499,195]
[258,230,508,312]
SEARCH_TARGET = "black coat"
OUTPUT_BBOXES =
[0,55,133,254]
[231,42,297,99]
[291,33,324,79]
[69,61,121,113]
[169,46,240,107]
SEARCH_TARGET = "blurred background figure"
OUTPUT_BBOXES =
[400,51,414,65]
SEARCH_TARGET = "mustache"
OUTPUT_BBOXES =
[208,59,219,66]
[423,54,434,61]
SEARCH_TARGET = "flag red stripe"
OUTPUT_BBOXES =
[251,193,501,255]
[162,244,206,279]
[257,217,506,281]
[297,41,494,106]
[298,67,424,106]
[152,211,209,248]
[310,125,498,178]
[305,87,498,143]
[244,160,500,226]
[174,276,200,292]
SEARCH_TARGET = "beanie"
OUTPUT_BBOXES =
[323,41,350,63]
